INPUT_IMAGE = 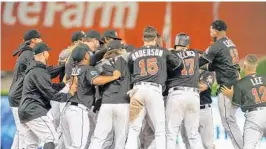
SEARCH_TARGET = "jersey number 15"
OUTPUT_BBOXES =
[139,58,159,76]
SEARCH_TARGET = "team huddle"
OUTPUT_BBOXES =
[8,19,266,149]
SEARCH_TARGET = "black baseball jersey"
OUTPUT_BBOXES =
[200,70,215,105]
[167,49,200,89]
[18,61,69,123]
[69,65,100,109]
[95,54,130,104]
[232,74,266,112]
[128,45,183,87]
[9,44,65,107]
[202,37,240,87]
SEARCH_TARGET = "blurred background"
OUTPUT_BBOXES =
[1,2,266,149]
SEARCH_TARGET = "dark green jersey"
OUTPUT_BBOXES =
[232,74,266,112]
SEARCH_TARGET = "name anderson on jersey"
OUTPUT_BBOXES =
[131,48,163,61]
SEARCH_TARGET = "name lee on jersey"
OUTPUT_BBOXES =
[251,77,263,86]
[131,49,163,61]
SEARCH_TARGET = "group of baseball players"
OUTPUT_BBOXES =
[8,19,266,149]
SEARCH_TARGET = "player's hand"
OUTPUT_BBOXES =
[112,70,121,80]
[221,86,234,99]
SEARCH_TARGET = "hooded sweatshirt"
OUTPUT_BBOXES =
[9,43,65,107]
[18,60,70,123]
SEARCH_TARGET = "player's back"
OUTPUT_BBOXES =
[235,74,266,112]
[129,45,168,86]
[204,37,240,86]
[167,49,200,89]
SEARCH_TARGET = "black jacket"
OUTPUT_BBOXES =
[18,61,69,123]
[9,44,65,107]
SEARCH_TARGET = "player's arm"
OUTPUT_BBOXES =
[165,50,184,71]
[199,44,219,67]
[86,67,121,86]
[231,84,242,106]
[47,64,65,79]
[34,72,75,102]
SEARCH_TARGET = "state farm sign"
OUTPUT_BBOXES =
[1,2,167,71]
[2,2,139,29]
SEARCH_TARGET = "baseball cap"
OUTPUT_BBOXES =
[107,40,124,50]
[71,31,86,43]
[103,29,121,40]
[59,49,71,61]
[86,30,104,43]
[24,29,41,41]
[211,20,227,31]
[32,42,50,55]
[71,45,89,63]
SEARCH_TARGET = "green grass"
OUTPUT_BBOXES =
[1,90,9,96]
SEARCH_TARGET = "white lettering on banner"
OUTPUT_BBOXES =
[3,2,16,25]
[2,2,139,29]
[18,2,41,26]
[44,2,65,27]
[61,2,84,28]
[84,2,103,27]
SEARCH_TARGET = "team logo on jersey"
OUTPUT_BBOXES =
[90,71,98,76]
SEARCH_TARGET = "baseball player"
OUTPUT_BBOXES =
[199,20,243,149]
[18,42,77,149]
[166,33,204,149]
[139,32,164,149]
[61,44,122,149]
[9,29,42,149]
[9,30,64,149]
[102,29,122,48]
[221,54,266,149]
[180,69,216,149]
[65,31,87,81]
[89,41,131,149]
[125,26,183,149]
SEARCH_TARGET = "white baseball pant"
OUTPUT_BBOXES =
[61,103,93,149]
[218,93,243,149]
[89,104,129,149]
[20,115,58,149]
[125,82,166,149]
[166,88,203,149]
[11,107,27,149]
[180,104,214,149]
[243,107,266,149]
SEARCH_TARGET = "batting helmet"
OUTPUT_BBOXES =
[174,33,190,48]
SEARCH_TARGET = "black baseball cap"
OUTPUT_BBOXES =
[71,45,89,63]
[71,31,86,43]
[24,29,41,41]
[211,20,227,31]
[32,42,50,55]
[103,29,121,40]
[86,30,104,43]
[107,40,124,50]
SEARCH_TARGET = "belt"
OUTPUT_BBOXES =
[245,107,266,113]
[200,104,211,109]
[67,102,88,111]
[134,82,162,88]
[169,86,199,93]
